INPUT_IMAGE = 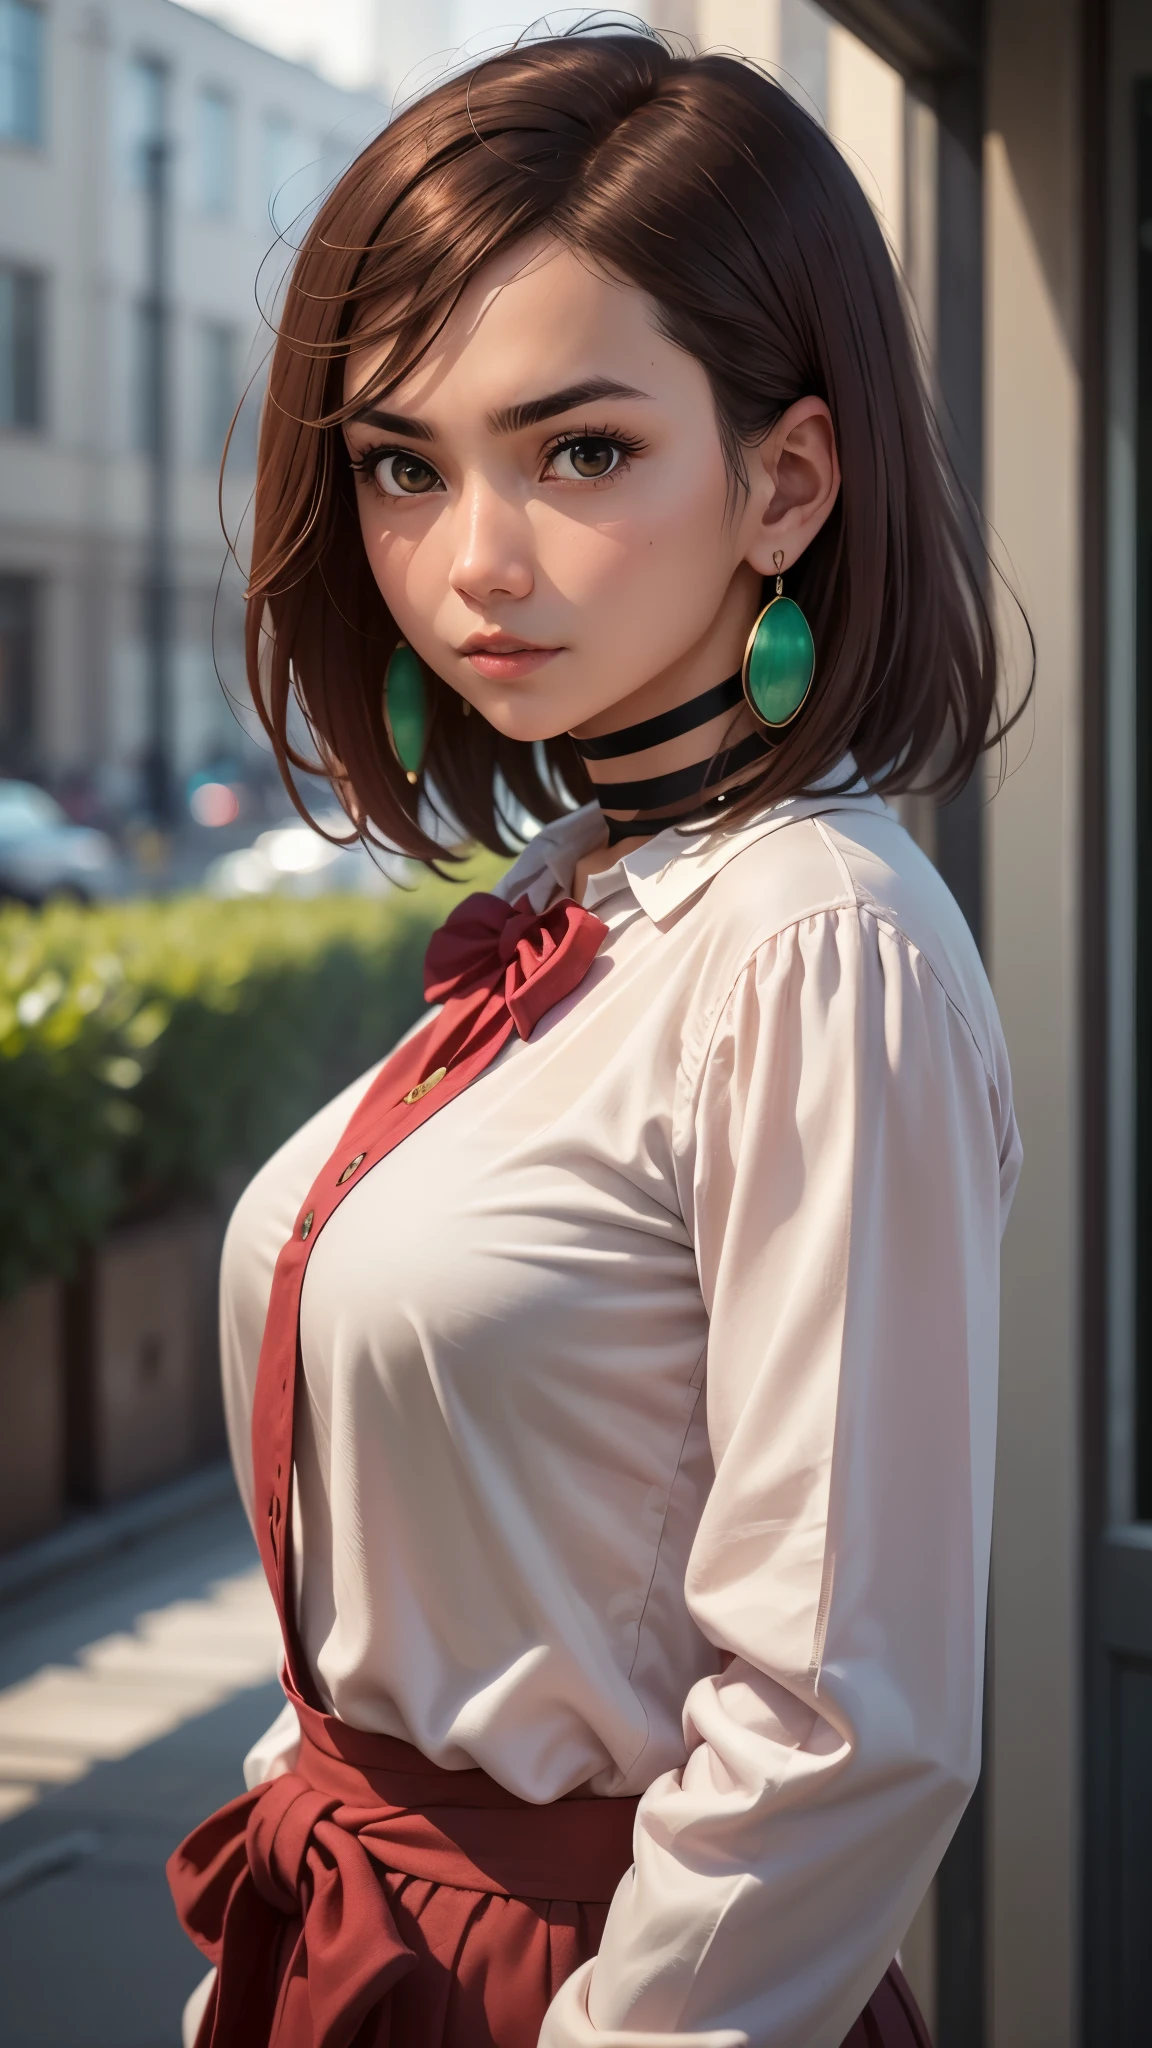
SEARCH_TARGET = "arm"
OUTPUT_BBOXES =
[542,906,1020,2047]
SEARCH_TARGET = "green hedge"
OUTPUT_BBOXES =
[0,857,506,1300]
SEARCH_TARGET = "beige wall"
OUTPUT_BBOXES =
[826,23,904,255]
[694,0,907,269]
[984,0,1083,2041]
[696,0,782,66]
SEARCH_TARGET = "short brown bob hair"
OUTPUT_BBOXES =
[247,27,1012,863]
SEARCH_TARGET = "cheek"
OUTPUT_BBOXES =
[356,498,444,614]
[533,465,734,613]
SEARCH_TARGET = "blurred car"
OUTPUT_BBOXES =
[203,808,400,898]
[0,778,122,905]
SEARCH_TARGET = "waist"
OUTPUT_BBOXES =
[291,1694,638,1904]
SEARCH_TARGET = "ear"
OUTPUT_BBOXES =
[741,396,841,577]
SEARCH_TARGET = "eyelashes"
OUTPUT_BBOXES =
[540,427,648,478]
[348,424,649,499]
[348,446,443,498]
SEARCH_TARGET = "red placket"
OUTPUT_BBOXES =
[248,890,608,1699]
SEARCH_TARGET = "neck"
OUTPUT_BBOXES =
[571,667,769,845]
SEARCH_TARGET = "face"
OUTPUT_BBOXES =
[343,238,837,743]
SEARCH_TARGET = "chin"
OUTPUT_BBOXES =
[467,693,581,748]
[469,669,630,748]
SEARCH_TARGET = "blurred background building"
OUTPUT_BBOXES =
[0,2,1144,2046]
[0,0,384,829]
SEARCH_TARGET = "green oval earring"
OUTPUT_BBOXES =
[383,641,428,785]
[741,554,815,731]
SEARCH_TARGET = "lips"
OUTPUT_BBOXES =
[458,633,561,680]
[457,634,556,657]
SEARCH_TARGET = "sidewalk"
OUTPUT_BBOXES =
[0,1481,283,2048]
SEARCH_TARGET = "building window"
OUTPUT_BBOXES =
[122,53,166,190]
[197,85,235,218]
[0,0,44,147]
[262,110,300,228]
[0,574,37,772]
[199,319,237,466]
[0,261,45,429]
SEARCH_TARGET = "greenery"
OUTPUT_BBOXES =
[0,855,507,1300]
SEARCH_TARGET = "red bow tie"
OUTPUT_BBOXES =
[424,890,608,1042]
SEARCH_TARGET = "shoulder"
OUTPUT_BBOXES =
[812,802,1003,1079]
[678,799,1007,1089]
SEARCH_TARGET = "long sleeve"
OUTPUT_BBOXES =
[541,904,1021,2048]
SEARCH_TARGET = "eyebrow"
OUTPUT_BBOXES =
[488,378,649,434]
[351,406,435,442]
[350,378,649,444]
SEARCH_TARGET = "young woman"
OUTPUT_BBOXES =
[169,30,1022,2048]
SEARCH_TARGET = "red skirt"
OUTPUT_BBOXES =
[168,1697,932,2048]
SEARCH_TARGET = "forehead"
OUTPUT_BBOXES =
[343,237,672,416]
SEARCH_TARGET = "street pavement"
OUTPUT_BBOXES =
[0,1490,283,2048]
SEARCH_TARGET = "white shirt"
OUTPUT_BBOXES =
[222,779,1021,2048]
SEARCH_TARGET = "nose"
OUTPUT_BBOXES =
[448,473,534,606]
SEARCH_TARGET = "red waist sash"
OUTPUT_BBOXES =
[168,1704,930,2048]
[168,1694,638,2048]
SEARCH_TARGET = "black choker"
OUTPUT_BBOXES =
[573,672,770,847]
[571,673,746,761]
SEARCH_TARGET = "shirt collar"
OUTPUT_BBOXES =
[496,757,892,927]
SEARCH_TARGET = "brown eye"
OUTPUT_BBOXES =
[373,452,442,497]
[551,438,621,481]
